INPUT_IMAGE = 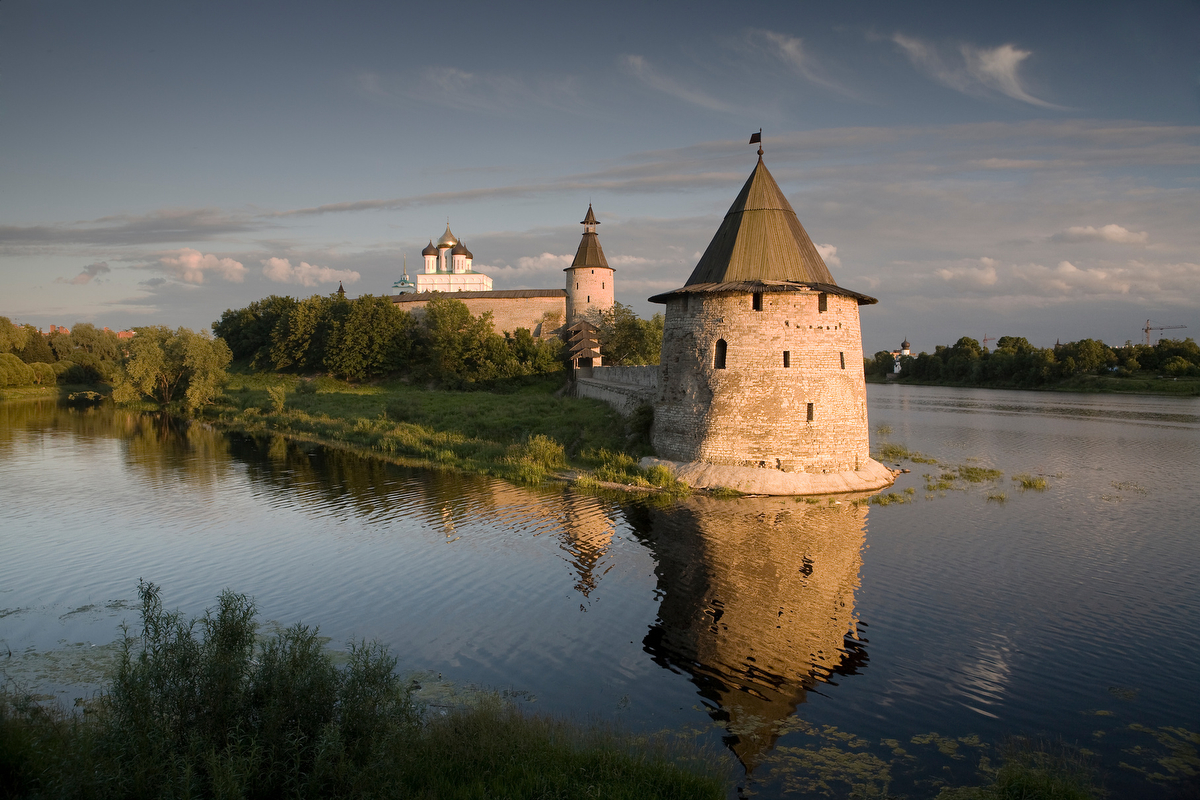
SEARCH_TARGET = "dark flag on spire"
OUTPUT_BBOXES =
[748,130,762,144]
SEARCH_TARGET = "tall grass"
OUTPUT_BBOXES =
[1012,473,1049,491]
[0,583,727,799]
[208,375,652,489]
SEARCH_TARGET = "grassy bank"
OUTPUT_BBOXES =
[0,583,729,799]
[0,383,111,402]
[867,373,1200,396]
[204,373,688,494]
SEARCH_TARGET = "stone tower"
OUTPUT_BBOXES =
[648,151,892,492]
[564,204,614,326]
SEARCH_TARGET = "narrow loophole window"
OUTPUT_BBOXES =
[806,402,814,422]
[587,296,590,303]
[714,339,727,369]
[752,292,763,311]
[783,351,791,368]
[818,293,828,313]
[602,282,605,289]
[682,295,689,313]
[840,351,845,369]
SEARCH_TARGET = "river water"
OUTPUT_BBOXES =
[2,385,1198,797]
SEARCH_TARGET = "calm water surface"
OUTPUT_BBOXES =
[2,384,1198,797]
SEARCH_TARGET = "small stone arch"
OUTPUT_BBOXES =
[714,339,727,369]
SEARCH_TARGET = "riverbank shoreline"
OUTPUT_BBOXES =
[200,372,708,499]
[866,373,1200,396]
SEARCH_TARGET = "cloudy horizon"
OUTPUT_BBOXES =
[3,0,1197,354]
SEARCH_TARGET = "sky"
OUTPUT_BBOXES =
[2,0,1198,354]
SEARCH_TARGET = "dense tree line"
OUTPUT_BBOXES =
[866,335,1200,387]
[2,316,232,412]
[213,293,565,385]
[0,316,128,387]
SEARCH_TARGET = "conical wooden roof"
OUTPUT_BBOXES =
[684,155,835,286]
[568,205,610,270]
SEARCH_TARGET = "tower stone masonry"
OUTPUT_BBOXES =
[646,150,894,493]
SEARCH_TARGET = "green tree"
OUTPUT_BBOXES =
[47,330,74,361]
[113,326,232,412]
[1162,355,1196,377]
[585,303,664,365]
[28,362,56,385]
[417,295,511,384]
[270,293,351,372]
[0,352,35,387]
[869,350,895,376]
[1057,338,1113,374]
[908,352,939,380]
[325,295,415,381]
[506,327,563,375]
[0,317,29,354]
[68,323,120,362]
[14,325,55,364]
[995,336,1036,355]
[213,294,298,368]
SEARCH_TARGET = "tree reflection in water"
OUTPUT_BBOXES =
[627,496,870,771]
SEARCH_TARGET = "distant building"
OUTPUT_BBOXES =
[390,207,615,340]
[889,338,910,373]
[393,223,493,295]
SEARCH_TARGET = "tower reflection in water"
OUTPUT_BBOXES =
[628,495,870,769]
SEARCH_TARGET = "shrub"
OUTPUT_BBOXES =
[0,585,729,798]
[28,362,56,386]
[267,384,287,413]
[0,352,35,387]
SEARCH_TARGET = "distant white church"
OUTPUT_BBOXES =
[890,338,911,373]
[392,223,493,294]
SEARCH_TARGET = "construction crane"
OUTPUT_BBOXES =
[982,335,996,349]
[1144,319,1187,346]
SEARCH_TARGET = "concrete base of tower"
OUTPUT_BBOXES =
[638,456,897,496]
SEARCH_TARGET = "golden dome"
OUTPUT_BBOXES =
[436,224,457,248]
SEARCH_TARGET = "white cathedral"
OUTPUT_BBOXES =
[392,223,493,294]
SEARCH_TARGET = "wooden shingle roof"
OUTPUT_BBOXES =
[684,155,835,286]
[648,280,877,305]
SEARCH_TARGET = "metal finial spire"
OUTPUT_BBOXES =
[749,128,763,157]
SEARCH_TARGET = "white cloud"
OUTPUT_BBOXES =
[618,54,739,113]
[750,30,855,97]
[1009,260,1129,296]
[1053,224,1149,244]
[157,249,246,284]
[261,257,360,287]
[815,243,841,268]
[892,34,1064,109]
[934,263,999,289]
[57,261,111,285]
[515,252,574,271]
